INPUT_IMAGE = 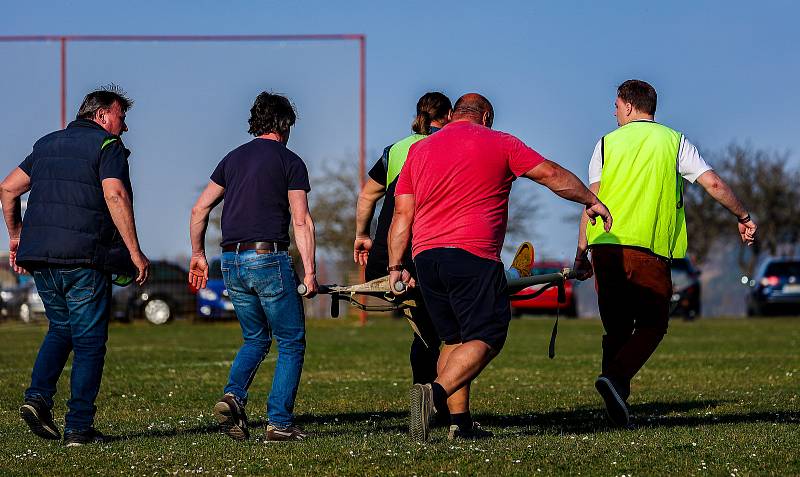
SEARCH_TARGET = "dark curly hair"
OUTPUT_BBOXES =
[248,91,297,137]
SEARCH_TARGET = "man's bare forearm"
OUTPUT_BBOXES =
[1,168,31,240]
[388,194,416,267]
[355,179,386,237]
[387,214,412,267]
[355,194,378,237]
[0,193,22,239]
[575,182,600,257]
[189,206,211,255]
[696,170,748,219]
[525,160,597,206]
[576,211,591,257]
[293,213,316,275]
[105,193,142,255]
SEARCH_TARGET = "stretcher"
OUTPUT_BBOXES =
[298,268,577,358]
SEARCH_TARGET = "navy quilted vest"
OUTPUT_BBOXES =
[16,119,135,274]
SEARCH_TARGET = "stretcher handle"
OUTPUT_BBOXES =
[296,283,332,296]
[297,281,407,297]
[505,268,576,295]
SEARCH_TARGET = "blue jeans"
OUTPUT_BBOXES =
[25,267,111,432]
[221,250,305,428]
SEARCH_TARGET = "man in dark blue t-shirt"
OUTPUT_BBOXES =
[189,91,317,442]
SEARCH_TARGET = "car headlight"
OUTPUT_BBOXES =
[198,289,218,301]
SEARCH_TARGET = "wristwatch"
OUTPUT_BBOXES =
[387,264,404,272]
[738,214,751,224]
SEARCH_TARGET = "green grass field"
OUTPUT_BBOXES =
[1,316,798,476]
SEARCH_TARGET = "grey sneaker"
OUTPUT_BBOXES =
[595,376,630,427]
[64,427,106,447]
[20,397,60,440]
[409,383,433,441]
[213,393,249,441]
[447,421,493,440]
[266,424,308,442]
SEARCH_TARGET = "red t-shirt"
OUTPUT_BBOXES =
[395,121,546,262]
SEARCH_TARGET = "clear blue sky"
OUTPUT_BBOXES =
[1,0,798,262]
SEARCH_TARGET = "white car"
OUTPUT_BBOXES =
[19,284,47,323]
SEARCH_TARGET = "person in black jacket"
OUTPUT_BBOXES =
[353,92,451,387]
[0,86,150,447]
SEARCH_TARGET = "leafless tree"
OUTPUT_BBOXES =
[307,160,361,275]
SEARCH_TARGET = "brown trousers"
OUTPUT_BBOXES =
[591,245,672,398]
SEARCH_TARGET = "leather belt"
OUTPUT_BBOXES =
[222,241,289,253]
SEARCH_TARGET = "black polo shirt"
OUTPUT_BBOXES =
[211,138,310,247]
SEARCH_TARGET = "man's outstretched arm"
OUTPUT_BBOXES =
[523,160,612,231]
[695,170,756,245]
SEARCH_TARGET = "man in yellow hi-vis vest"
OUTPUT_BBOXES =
[573,80,757,427]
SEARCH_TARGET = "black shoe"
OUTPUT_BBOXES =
[213,393,249,441]
[20,397,60,440]
[447,421,493,440]
[595,376,630,427]
[64,427,106,447]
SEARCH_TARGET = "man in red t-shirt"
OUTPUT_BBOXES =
[388,93,612,441]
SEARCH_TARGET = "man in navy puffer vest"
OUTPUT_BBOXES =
[0,86,150,447]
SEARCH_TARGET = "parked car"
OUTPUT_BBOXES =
[747,258,800,316]
[112,261,196,325]
[196,257,236,321]
[511,261,577,317]
[1,281,28,320]
[670,257,702,320]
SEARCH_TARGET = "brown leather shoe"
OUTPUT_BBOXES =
[213,393,249,441]
[266,424,308,441]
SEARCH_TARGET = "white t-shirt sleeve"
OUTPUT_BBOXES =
[678,136,713,183]
[588,139,603,184]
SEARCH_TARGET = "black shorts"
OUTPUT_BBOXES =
[414,248,511,350]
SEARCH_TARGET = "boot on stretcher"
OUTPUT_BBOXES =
[507,241,534,279]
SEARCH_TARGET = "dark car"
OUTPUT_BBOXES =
[511,261,577,317]
[1,279,40,322]
[670,257,702,320]
[747,258,800,317]
[112,261,197,325]
[196,257,236,321]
